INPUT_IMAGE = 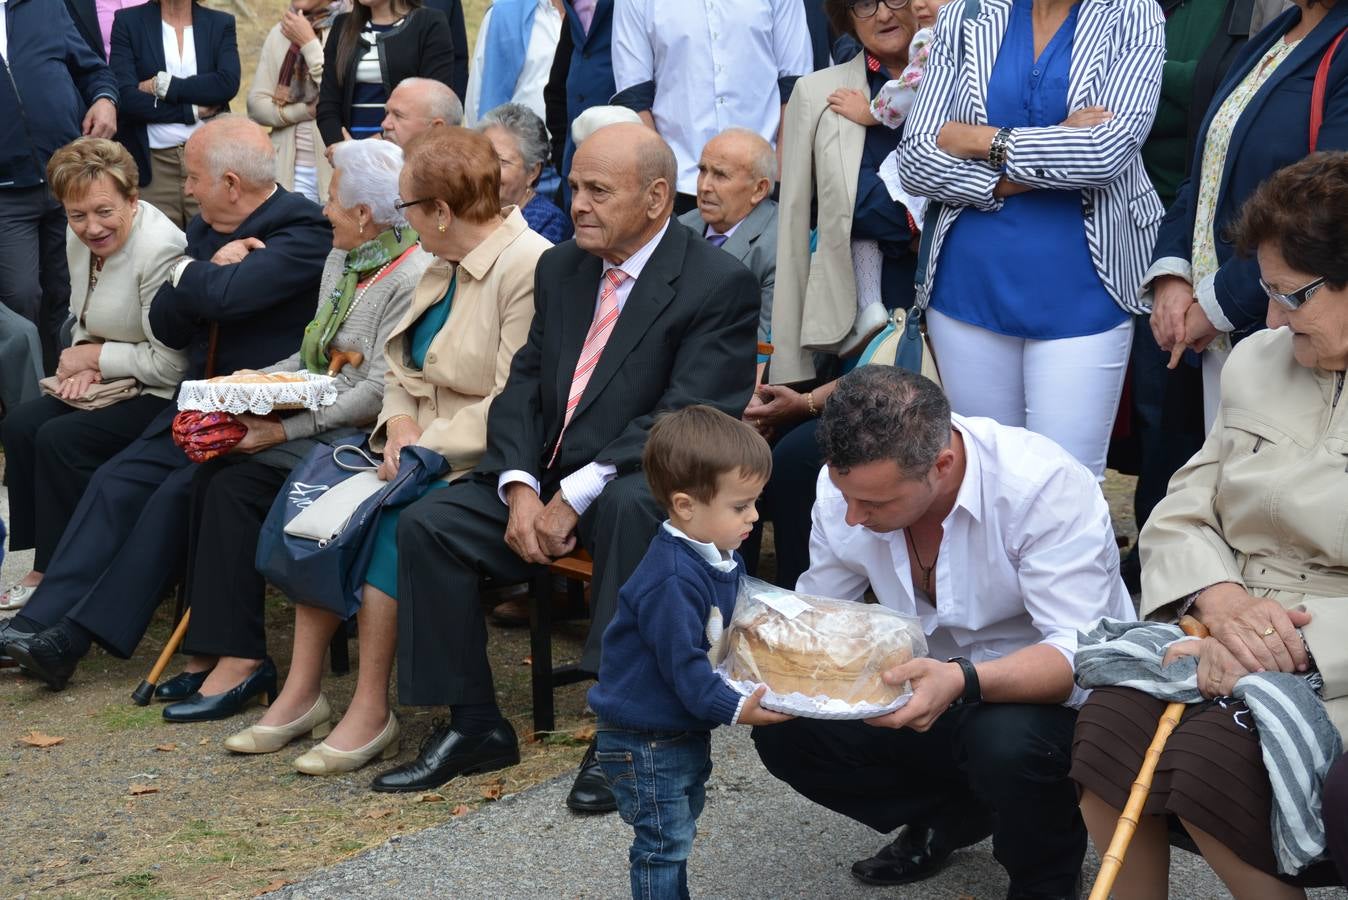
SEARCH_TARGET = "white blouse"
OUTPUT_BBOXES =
[147,22,204,150]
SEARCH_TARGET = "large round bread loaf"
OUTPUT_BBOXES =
[724,604,914,705]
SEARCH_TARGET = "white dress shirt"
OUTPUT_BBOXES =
[497,219,672,514]
[612,0,811,194]
[147,23,203,149]
[0,0,8,61]
[464,0,563,126]
[799,414,1133,708]
[662,521,737,572]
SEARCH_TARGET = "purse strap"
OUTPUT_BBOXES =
[1311,28,1347,151]
[333,443,381,472]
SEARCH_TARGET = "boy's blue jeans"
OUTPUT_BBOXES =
[595,728,713,900]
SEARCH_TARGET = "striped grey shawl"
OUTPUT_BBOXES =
[1076,618,1342,874]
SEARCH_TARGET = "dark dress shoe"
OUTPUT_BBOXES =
[4,627,83,691]
[154,668,213,702]
[162,658,278,722]
[0,618,36,665]
[566,742,617,813]
[371,719,520,793]
[852,819,990,886]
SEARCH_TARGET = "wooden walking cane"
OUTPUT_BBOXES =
[1088,615,1210,900]
[130,325,223,705]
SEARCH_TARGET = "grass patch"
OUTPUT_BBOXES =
[95,704,162,731]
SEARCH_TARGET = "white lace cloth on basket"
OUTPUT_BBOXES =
[717,672,911,721]
[177,372,337,415]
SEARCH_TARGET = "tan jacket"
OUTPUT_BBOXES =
[371,208,548,478]
[68,200,189,398]
[246,24,333,202]
[771,54,868,384]
[1140,327,1348,737]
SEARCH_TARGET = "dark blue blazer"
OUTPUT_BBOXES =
[148,186,332,385]
[0,0,116,189]
[109,1,240,187]
[1152,3,1348,337]
[559,0,615,183]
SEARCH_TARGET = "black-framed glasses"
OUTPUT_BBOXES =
[849,0,911,17]
[394,196,432,211]
[1259,275,1326,310]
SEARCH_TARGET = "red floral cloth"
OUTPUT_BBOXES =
[171,411,247,463]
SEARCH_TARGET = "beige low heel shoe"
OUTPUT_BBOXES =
[223,695,333,754]
[293,713,401,776]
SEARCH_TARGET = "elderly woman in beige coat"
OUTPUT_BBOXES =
[221,127,549,777]
[246,0,344,202]
[0,137,187,612]
[1071,153,1348,899]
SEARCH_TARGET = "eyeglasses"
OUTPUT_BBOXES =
[393,196,432,211]
[849,0,911,17]
[1259,275,1326,311]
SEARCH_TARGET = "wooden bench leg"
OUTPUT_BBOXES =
[529,570,557,735]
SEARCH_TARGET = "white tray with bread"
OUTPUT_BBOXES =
[713,578,927,720]
[177,370,337,415]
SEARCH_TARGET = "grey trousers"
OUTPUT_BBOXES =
[0,184,69,374]
[0,301,43,418]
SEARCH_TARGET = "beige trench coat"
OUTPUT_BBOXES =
[1140,327,1348,737]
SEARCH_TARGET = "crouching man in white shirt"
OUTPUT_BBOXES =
[752,366,1133,900]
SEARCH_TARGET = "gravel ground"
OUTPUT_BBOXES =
[278,727,1347,900]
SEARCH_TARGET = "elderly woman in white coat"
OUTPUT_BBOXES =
[898,0,1165,480]
[0,137,187,612]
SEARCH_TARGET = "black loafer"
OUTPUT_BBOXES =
[565,742,617,813]
[154,668,213,702]
[0,617,37,665]
[4,627,83,691]
[162,658,278,722]
[851,817,992,886]
[371,719,520,793]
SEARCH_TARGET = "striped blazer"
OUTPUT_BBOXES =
[899,0,1166,314]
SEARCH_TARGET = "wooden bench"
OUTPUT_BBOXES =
[528,550,596,734]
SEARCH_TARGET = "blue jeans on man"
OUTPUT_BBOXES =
[595,728,713,900]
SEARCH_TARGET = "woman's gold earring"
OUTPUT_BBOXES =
[358,222,365,235]
[437,221,446,233]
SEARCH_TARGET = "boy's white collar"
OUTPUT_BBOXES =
[662,521,737,572]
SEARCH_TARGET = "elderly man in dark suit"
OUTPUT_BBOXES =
[369,124,760,810]
[678,128,780,350]
[2,117,331,685]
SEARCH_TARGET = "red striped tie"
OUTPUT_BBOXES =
[548,267,628,466]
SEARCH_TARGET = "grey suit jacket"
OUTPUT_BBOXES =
[677,198,778,345]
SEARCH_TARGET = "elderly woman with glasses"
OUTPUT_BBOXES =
[188,128,549,779]
[1072,153,1348,898]
[477,101,571,243]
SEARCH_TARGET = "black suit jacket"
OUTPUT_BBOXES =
[148,187,333,387]
[420,0,470,98]
[109,2,240,186]
[479,222,760,484]
[65,0,104,59]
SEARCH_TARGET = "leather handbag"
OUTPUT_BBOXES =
[38,375,140,411]
[857,306,942,386]
[255,441,450,617]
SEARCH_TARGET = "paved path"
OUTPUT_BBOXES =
[279,728,1345,900]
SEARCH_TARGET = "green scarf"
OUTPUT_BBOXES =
[300,226,419,374]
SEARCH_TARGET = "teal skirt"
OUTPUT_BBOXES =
[364,479,450,599]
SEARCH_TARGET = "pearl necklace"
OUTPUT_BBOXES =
[345,257,395,318]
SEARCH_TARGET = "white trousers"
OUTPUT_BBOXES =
[1201,342,1232,434]
[926,309,1133,480]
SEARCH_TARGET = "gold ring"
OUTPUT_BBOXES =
[1262,626,1276,637]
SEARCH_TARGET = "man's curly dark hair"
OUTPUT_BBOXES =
[816,367,951,476]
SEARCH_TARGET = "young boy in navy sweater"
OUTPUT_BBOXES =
[589,406,794,899]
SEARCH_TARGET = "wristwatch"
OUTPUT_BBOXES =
[987,126,1013,171]
[556,488,576,511]
[947,656,982,707]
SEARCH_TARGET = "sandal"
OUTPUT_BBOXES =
[0,583,36,612]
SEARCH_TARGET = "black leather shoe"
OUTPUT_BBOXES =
[851,816,993,886]
[4,627,83,690]
[0,618,37,665]
[370,719,520,793]
[154,668,213,702]
[162,658,278,722]
[565,742,617,813]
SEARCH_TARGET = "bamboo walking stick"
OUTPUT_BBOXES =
[1088,615,1210,900]
[131,610,191,706]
